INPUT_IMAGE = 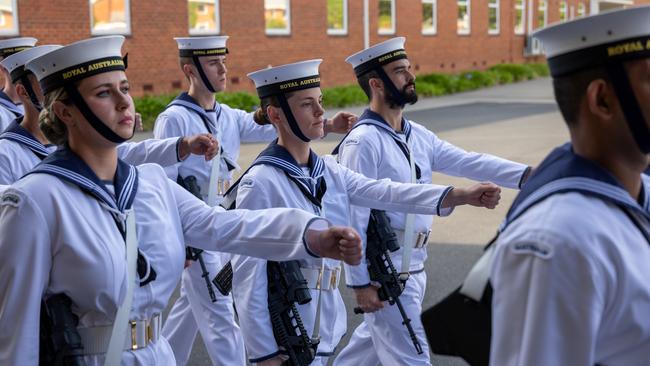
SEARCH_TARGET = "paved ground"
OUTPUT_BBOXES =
[154,77,570,365]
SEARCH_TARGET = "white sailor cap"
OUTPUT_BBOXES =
[0,37,37,59]
[1,45,62,83]
[345,37,407,77]
[174,36,229,57]
[247,59,322,98]
[25,36,125,95]
[534,5,650,77]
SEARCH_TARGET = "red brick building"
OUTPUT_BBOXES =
[2,0,647,96]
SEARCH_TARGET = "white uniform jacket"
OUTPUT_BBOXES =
[0,90,22,132]
[232,142,454,363]
[0,148,327,365]
[0,118,185,185]
[336,109,528,286]
[153,92,275,197]
[490,145,650,366]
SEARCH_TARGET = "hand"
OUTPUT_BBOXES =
[442,182,501,209]
[179,133,219,161]
[324,111,357,135]
[184,259,192,269]
[134,112,144,132]
[354,285,384,313]
[306,226,362,265]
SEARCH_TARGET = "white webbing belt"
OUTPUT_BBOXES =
[459,245,496,302]
[207,126,222,207]
[311,206,327,344]
[78,313,161,354]
[400,138,418,275]
[104,209,138,366]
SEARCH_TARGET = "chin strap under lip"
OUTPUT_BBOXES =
[63,84,134,144]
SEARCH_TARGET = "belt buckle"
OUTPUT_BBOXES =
[416,230,431,248]
[130,320,138,350]
[315,267,324,290]
[329,267,340,290]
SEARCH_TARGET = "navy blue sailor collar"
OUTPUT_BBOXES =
[166,92,221,134]
[503,143,650,230]
[253,139,326,200]
[0,117,52,160]
[358,108,413,139]
[0,90,23,117]
[27,145,138,213]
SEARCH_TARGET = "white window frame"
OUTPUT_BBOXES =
[537,0,547,29]
[457,0,471,35]
[265,0,291,36]
[488,0,499,35]
[514,0,525,35]
[89,0,132,36]
[377,0,395,35]
[327,0,348,36]
[189,0,221,35]
[421,0,437,35]
[560,1,568,21]
[0,0,18,36]
[577,2,586,17]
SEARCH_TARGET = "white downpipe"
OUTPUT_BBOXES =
[364,0,369,49]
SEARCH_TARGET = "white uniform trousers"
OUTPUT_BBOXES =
[162,250,246,365]
[333,271,430,366]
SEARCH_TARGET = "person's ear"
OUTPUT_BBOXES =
[52,101,76,128]
[585,78,616,122]
[266,105,284,124]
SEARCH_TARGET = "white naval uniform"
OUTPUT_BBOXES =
[490,148,650,366]
[153,93,276,365]
[232,150,454,365]
[333,110,528,366]
[0,91,23,132]
[0,158,328,365]
[0,119,184,185]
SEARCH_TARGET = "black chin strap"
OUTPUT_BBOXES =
[64,84,134,144]
[606,62,650,154]
[375,67,406,108]
[192,55,216,93]
[19,75,42,112]
[277,93,311,142]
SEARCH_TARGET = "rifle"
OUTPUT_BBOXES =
[177,175,217,303]
[353,209,423,354]
[39,294,86,366]
[267,260,319,366]
[212,261,233,296]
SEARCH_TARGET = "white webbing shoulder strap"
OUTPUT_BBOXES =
[459,245,495,302]
[104,209,138,366]
[400,138,418,274]
[207,125,222,207]
[311,206,326,343]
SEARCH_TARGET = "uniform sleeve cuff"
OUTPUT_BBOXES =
[175,137,185,162]
[302,217,330,258]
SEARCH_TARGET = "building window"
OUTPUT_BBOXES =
[422,0,437,35]
[378,0,395,35]
[188,0,220,35]
[327,0,348,35]
[265,0,290,35]
[488,0,499,35]
[559,1,568,21]
[90,0,131,35]
[0,0,17,36]
[577,2,586,17]
[514,0,525,35]
[457,0,470,35]
[537,0,547,29]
